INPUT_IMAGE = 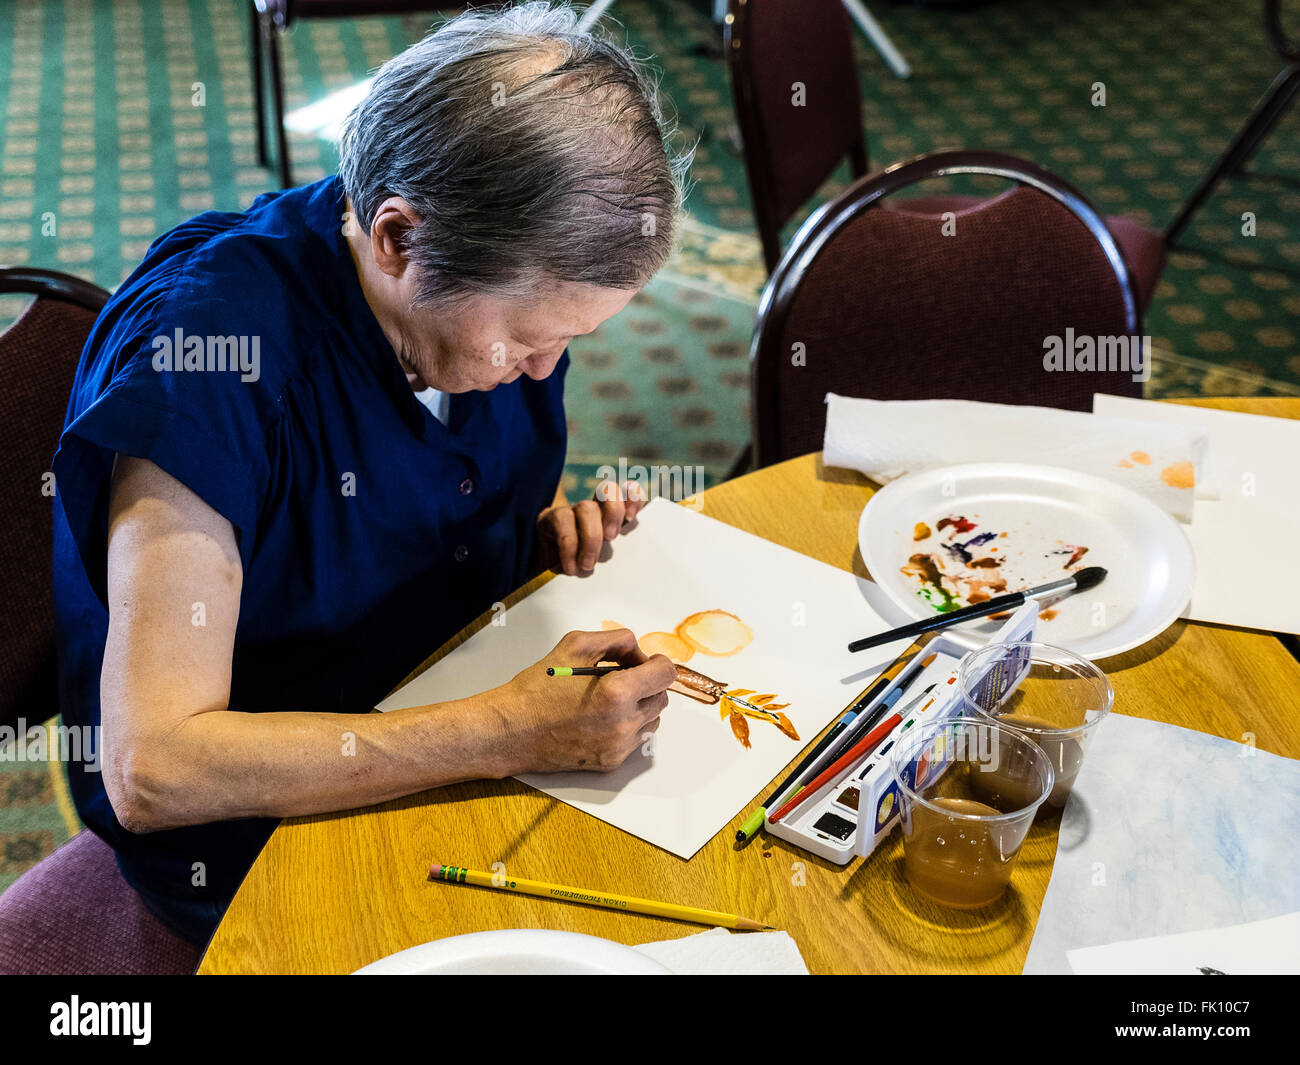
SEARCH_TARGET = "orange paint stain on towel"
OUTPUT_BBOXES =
[1160,460,1195,489]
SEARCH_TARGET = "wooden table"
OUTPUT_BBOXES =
[199,396,1300,974]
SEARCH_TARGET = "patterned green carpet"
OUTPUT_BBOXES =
[0,755,77,895]
[2,0,1298,887]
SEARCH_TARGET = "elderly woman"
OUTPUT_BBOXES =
[51,4,685,946]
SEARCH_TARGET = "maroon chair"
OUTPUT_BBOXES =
[725,0,868,272]
[250,2,455,189]
[0,267,201,975]
[724,0,1166,311]
[0,268,106,734]
[748,150,1145,468]
[0,832,199,975]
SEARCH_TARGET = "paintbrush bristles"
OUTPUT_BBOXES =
[1071,566,1107,592]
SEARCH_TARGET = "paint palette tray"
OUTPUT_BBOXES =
[763,604,1038,864]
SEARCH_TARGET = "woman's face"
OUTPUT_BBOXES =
[346,196,640,394]
[397,281,637,393]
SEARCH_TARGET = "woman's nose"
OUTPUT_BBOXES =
[520,348,566,380]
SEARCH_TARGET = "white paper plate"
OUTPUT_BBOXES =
[353,929,672,975]
[857,463,1195,660]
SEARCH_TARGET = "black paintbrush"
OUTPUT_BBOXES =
[848,566,1108,653]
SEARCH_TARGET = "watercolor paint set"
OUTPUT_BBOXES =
[763,604,1039,864]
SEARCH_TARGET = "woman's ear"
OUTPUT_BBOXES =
[368,196,422,280]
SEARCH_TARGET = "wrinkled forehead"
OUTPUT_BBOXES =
[429,282,634,343]
[505,282,637,335]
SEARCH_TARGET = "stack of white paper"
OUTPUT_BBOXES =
[1025,713,1300,974]
[1093,394,1300,636]
[1066,912,1300,975]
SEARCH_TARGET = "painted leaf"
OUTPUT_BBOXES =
[726,688,755,698]
[750,694,776,706]
[774,713,800,742]
[729,710,752,749]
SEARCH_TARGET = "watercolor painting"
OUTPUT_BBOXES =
[601,610,799,749]
[378,497,894,860]
[903,514,1094,621]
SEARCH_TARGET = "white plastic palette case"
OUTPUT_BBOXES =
[764,603,1039,864]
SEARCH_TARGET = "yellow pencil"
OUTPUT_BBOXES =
[428,863,774,931]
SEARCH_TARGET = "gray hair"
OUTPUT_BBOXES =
[338,2,690,307]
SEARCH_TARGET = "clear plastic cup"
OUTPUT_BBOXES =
[890,718,1054,909]
[958,641,1113,809]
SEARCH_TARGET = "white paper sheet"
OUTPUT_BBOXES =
[1092,394,1300,635]
[1024,713,1300,974]
[377,498,906,858]
[1066,912,1300,975]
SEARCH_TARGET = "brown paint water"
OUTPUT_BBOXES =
[902,798,1022,909]
[966,761,1047,812]
[997,713,1085,806]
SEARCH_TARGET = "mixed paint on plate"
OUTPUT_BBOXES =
[904,514,1093,622]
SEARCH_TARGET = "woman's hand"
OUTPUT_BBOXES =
[491,628,675,775]
[536,479,647,575]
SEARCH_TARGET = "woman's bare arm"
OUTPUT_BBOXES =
[99,457,671,833]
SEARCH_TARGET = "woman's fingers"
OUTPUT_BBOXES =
[560,626,643,666]
[621,480,647,523]
[594,479,647,539]
[573,499,604,572]
[595,481,625,539]
[541,506,579,575]
[541,480,648,577]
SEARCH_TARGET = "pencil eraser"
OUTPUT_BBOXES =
[428,863,443,880]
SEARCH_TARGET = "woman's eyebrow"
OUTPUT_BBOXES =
[521,329,577,344]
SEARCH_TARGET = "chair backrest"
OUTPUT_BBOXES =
[0,268,109,732]
[749,150,1144,468]
[726,0,868,272]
